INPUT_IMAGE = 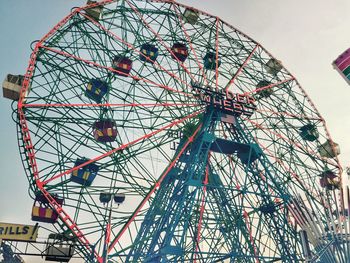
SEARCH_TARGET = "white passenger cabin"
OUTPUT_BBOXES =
[2,74,25,101]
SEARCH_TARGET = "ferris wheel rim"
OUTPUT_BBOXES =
[14,0,344,261]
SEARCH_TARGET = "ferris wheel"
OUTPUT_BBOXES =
[5,0,345,262]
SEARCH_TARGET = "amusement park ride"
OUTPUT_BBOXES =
[1,0,350,262]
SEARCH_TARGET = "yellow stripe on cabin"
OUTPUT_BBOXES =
[72,170,78,177]
[87,84,92,91]
[32,206,40,217]
[107,128,113,136]
[83,171,90,180]
[45,208,53,218]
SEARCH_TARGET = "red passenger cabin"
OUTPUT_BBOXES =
[171,43,188,62]
[93,119,117,143]
[32,194,63,223]
[319,170,340,190]
[112,56,132,76]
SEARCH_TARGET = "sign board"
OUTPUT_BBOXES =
[0,222,39,242]
[190,83,257,118]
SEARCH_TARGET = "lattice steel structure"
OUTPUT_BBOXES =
[13,0,344,262]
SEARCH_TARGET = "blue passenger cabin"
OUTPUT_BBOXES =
[114,193,126,205]
[140,43,158,63]
[71,158,99,186]
[203,52,221,70]
[171,43,188,62]
[85,79,108,103]
[100,192,112,204]
[32,194,64,224]
[112,56,132,76]
[299,124,319,142]
[259,202,276,214]
[93,119,117,143]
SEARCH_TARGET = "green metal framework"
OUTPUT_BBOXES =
[14,0,343,262]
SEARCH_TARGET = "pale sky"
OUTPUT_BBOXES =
[0,0,349,262]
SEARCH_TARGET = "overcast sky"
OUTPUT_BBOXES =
[0,0,349,262]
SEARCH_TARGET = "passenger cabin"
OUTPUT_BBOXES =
[85,0,103,21]
[2,74,25,101]
[112,56,132,76]
[45,233,74,262]
[299,124,319,142]
[93,119,117,142]
[256,80,273,98]
[32,194,63,223]
[183,8,199,25]
[114,193,126,205]
[203,52,221,70]
[264,58,282,75]
[319,170,340,190]
[140,43,158,63]
[85,79,108,103]
[259,203,276,214]
[171,43,188,62]
[99,192,112,204]
[71,158,99,186]
[318,140,340,158]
